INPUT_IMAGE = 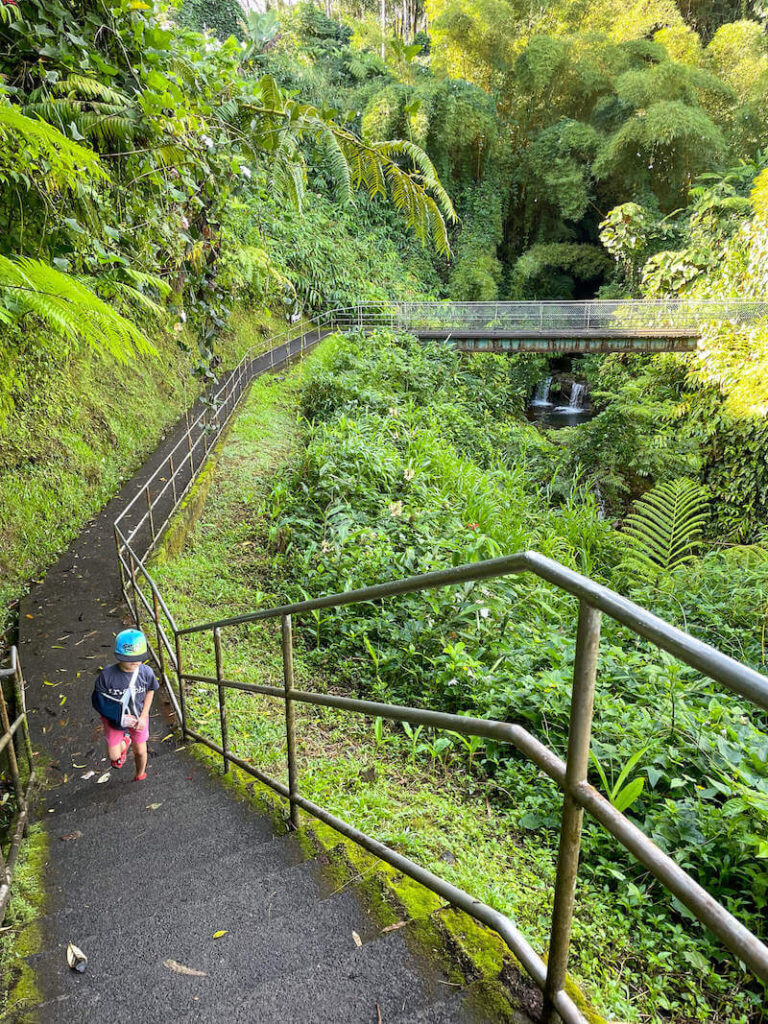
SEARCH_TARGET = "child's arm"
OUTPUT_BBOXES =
[137,688,154,730]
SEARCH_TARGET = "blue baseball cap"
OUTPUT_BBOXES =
[114,629,148,662]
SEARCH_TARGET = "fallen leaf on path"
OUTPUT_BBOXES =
[146,803,162,811]
[59,695,66,705]
[43,681,60,687]
[72,763,86,769]
[164,959,207,977]
[212,930,227,940]
[81,771,95,780]
[60,831,82,842]
[381,921,407,933]
[161,734,173,742]
[25,614,33,619]
[51,645,65,649]
[95,772,110,784]
[352,931,362,948]
[66,942,87,973]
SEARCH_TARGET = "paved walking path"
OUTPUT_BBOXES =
[9,336,537,1023]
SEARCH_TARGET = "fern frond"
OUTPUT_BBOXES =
[49,76,129,106]
[300,116,353,205]
[0,105,107,186]
[623,479,709,574]
[271,137,306,212]
[0,256,154,361]
[373,139,457,222]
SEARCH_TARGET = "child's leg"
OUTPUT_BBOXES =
[132,740,147,779]
[101,717,129,764]
[129,719,150,779]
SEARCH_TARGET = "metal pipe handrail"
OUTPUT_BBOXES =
[0,645,35,921]
[177,550,768,712]
[113,307,345,543]
[171,551,768,1020]
[181,670,768,986]
[114,310,338,560]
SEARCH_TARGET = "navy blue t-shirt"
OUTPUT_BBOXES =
[93,663,158,719]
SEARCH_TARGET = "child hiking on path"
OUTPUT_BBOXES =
[91,629,158,781]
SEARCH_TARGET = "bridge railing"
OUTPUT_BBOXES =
[331,299,768,334]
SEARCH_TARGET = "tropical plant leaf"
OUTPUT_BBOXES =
[0,256,154,361]
[622,478,709,574]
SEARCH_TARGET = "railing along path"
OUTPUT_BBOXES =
[112,304,768,1024]
[0,632,35,920]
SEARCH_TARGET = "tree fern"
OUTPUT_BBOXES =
[0,256,154,361]
[622,478,709,575]
[0,104,107,188]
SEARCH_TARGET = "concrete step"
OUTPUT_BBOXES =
[174,929,454,1024]
[23,831,308,947]
[39,748,218,819]
[30,857,326,984]
[44,790,278,881]
[25,890,377,1024]
[45,777,271,843]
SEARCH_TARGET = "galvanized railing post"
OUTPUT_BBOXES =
[543,600,602,1022]
[213,627,229,773]
[151,589,166,686]
[128,552,141,627]
[170,454,177,506]
[281,614,299,829]
[114,526,126,601]
[174,632,187,737]
[12,652,33,769]
[145,485,155,542]
[186,422,193,474]
[0,675,23,809]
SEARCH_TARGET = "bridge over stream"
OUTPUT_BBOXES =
[330,299,768,353]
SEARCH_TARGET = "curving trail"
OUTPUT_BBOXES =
[10,333,531,1023]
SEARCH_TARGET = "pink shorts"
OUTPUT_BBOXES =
[101,716,149,747]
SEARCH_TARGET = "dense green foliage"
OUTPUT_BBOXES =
[0,0,452,621]
[3,1,768,1018]
[264,330,768,1021]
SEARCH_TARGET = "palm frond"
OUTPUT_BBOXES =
[623,478,709,574]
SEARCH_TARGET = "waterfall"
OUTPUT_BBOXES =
[569,382,587,409]
[530,375,553,406]
[554,381,588,413]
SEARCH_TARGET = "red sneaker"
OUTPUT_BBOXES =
[111,734,132,769]
[134,772,147,782]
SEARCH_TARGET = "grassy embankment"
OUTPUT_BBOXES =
[0,308,283,624]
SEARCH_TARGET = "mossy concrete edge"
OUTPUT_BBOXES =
[185,741,607,1024]
[1,824,49,1022]
[149,420,235,567]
